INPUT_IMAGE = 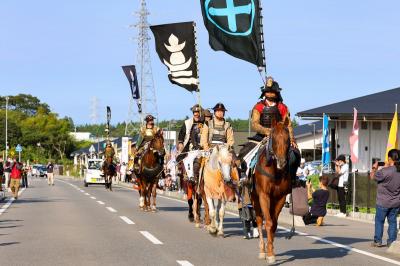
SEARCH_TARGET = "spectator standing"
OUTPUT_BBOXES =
[0,157,4,191]
[47,161,54,186]
[120,162,127,183]
[21,163,29,188]
[4,159,11,191]
[10,158,23,199]
[334,155,349,217]
[370,149,400,247]
[116,163,121,182]
[303,176,330,225]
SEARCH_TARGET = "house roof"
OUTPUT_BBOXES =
[71,135,138,156]
[294,121,323,139]
[297,87,400,120]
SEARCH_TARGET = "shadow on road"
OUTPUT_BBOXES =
[157,206,188,212]
[0,225,22,229]
[0,242,20,247]
[0,219,23,223]
[276,247,350,265]
[10,198,66,205]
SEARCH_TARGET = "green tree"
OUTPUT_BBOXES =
[0,94,50,116]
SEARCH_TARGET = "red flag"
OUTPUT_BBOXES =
[349,108,359,163]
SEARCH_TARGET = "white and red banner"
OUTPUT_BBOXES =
[349,108,359,164]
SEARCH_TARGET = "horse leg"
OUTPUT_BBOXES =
[151,182,157,212]
[202,189,211,226]
[109,175,113,191]
[252,191,266,259]
[206,197,217,235]
[139,178,145,209]
[193,193,200,228]
[259,194,275,264]
[217,200,226,237]
[146,183,151,211]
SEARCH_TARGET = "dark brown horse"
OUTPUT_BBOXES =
[137,130,165,212]
[252,120,291,264]
[178,154,211,228]
[103,158,116,191]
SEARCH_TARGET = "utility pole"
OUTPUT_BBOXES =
[5,96,9,160]
[125,0,158,136]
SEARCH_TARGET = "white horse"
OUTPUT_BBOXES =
[203,144,237,237]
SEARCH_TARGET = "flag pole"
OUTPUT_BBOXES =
[193,22,202,116]
[256,0,266,83]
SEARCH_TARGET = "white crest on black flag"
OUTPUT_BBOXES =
[122,65,140,99]
[150,22,199,92]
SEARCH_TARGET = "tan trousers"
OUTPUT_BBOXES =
[10,178,20,199]
[47,173,54,185]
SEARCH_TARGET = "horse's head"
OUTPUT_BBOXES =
[150,129,165,155]
[271,120,290,170]
[212,144,233,182]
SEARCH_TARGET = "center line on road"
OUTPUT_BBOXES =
[140,231,163,245]
[85,193,90,196]
[80,190,85,192]
[120,216,135,225]
[177,260,194,266]
[90,196,96,200]
[106,207,117,213]
[97,201,105,205]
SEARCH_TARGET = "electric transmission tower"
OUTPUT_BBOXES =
[125,0,158,136]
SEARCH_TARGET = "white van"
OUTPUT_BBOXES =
[84,159,105,187]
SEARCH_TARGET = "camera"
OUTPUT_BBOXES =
[372,158,385,167]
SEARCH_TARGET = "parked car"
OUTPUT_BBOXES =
[32,164,47,177]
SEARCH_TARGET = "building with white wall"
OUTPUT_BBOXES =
[297,87,400,172]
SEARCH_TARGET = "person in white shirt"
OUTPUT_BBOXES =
[335,155,349,217]
[296,159,308,181]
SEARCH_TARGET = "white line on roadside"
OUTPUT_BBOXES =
[0,188,26,216]
[120,216,135,225]
[97,201,105,205]
[177,260,194,266]
[106,207,117,213]
[90,196,96,200]
[115,185,400,266]
[140,231,163,245]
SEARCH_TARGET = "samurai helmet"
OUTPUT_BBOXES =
[190,104,202,113]
[212,102,227,112]
[259,76,283,102]
[203,109,212,118]
[144,115,155,122]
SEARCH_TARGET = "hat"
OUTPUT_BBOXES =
[203,109,212,117]
[190,104,201,113]
[259,76,283,100]
[144,115,155,122]
[212,102,227,112]
[336,154,346,162]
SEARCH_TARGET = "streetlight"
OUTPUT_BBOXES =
[5,96,9,161]
[309,123,316,161]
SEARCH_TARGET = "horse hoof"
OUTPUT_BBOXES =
[208,227,217,235]
[258,253,266,260]
[217,231,224,237]
[151,207,157,212]
[267,256,276,264]
[195,223,200,228]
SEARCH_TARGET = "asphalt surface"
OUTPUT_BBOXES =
[1,176,400,266]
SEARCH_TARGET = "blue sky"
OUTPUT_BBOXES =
[1,0,399,125]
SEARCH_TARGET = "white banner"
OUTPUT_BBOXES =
[121,137,129,164]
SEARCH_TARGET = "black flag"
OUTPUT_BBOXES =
[200,0,263,67]
[150,22,199,92]
[106,106,111,124]
[122,65,140,99]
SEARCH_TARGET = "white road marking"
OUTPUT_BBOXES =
[140,231,163,245]
[0,188,26,216]
[120,216,135,225]
[90,196,96,200]
[85,193,90,196]
[177,260,194,266]
[97,201,105,205]
[80,190,85,192]
[106,207,117,213]
[123,187,400,266]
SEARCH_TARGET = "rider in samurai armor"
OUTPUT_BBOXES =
[177,104,204,221]
[133,115,160,173]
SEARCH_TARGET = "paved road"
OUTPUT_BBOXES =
[1,176,400,266]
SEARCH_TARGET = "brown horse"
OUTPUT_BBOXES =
[252,121,291,264]
[178,152,211,228]
[137,130,165,212]
[103,158,116,191]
